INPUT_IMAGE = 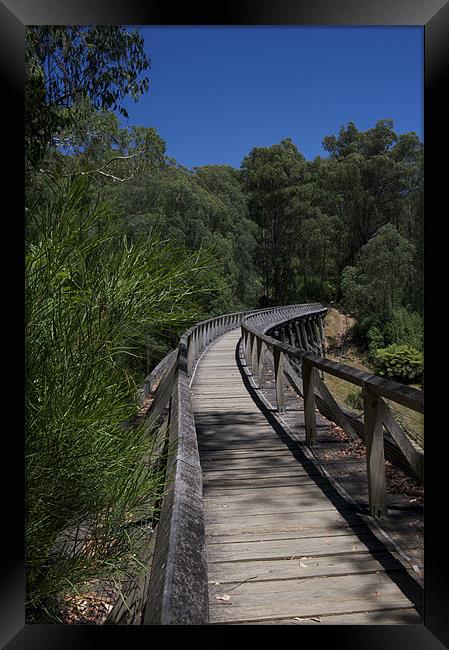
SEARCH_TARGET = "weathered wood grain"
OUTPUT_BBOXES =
[233,608,421,625]
[208,572,421,624]
[207,550,410,584]
[191,326,422,625]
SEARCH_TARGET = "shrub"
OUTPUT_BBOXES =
[351,314,383,348]
[366,325,384,356]
[322,280,337,302]
[25,177,212,621]
[345,389,364,411]
[372,344,423,383]
[384,308,423,351]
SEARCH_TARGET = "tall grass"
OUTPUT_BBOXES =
[26,177,210,621]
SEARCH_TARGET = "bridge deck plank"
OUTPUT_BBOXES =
[192,329,422,625]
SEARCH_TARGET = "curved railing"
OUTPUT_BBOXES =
[241,309,424,521]
[116,302,423,625]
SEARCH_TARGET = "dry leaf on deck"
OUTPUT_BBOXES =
[215,594,231,602]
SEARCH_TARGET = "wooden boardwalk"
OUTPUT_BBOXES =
[191,329,422,625]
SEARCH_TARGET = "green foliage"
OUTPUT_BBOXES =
[384,308,423,351]
[25,177,212,621]
[372,344,424,383]
[341,223,415,322]
[345,389,364,411]
[351,314,382,346]
[241,138,305,304]
[26,26,150,169]
[366,325,385,356]
[106,161,261,314]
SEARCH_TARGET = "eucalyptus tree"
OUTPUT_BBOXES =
[341,223,416,323]
[193,165,261,309]
[241,138,305,305]
[322,119,423,303]
[25,26,150,172]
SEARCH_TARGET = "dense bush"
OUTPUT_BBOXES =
[383,307,423,351]
[25,178,211,621]
[345,389,364,411]
[372,344,423,383]
[366,325,385,356]
[351,314,383,347]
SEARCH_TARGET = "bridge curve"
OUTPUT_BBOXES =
[110,305,424,625]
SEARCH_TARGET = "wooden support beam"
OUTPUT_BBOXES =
[380,399,423,483]
[317,315,326,356]
[364,383,387,519]
[294,321,303,349]
[193,329,198,361]
[283,354,303,396]
[288,322,295,347]
[273,347,286,412]
[313,371,357,443]
[187,336,194,376]
[306,318,320,354]
[302,357,317,446]
[245,330,251,367]
[256,338,266,389]
[251,333,258,383]
[312,317,324,356]
[281,327,288,344]
[299,320,310,351]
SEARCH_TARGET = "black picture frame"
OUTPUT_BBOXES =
[3,1,448,648]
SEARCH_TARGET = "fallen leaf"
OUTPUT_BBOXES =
[215,594,231,602]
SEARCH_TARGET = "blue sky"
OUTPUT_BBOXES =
[121,26,423,169]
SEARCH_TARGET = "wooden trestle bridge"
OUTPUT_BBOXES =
[114,305,424,625]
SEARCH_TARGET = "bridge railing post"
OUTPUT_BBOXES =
[187,335,194,376]
[195,329,199,359]
[247,332,254,373]
[256,338,266,389]
[302,356,317,446]
[251,334,258,384]
[245,331,252,368]
[364,382,387,519]
[273,346,285,412]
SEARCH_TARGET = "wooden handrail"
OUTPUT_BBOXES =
[240,307,424,520]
